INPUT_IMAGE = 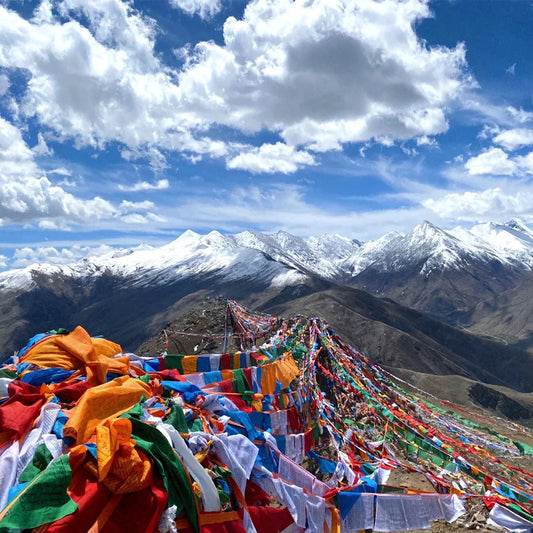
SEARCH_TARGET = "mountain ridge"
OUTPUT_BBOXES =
[1,219,533,397]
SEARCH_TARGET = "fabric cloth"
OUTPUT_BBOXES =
[247,506,294,533]
[20,368,74,386]
[63,376,150,445]
[278,454,315,493]
[0,441,19,512]
[0,378,12,398]
[272,477,307,528]
[372,494,465,532]
[20,326,125,385]
[0,381,46,446]
[42,454,167,533]
[305,494,326,533]
[126,417,199,533]
[487,503,533,532]
[209,433,258,496]
[157,423,221,513]
[341,493,375,532]
[16,402,61,482]
[161,381,204,403]
[0,454,78,531]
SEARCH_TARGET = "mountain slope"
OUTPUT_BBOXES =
[343,221,527,325]
[263,286,533,393]
[0,234,325,358]
[2,219,533,363]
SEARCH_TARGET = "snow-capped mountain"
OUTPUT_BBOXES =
[342,219,533,277]
[1,219,533,358]
[0,230,312,293]
[0,229,361,293]
[340,220,533,324]
[4,219,533,293]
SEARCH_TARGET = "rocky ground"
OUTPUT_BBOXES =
[136,297,240,356]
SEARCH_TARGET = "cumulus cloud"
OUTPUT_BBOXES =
[226,143,315,174]
[0,0,471,169]
[177,0,471,151]
[168,0,221,19]
[0,2,188,150]
[464,145,533,177]
[0,116,116,226]
[117,179,170,192]
[464,147,517,176]
[493,128,533,151]
[516,152,533,174]
[423,187,533,222]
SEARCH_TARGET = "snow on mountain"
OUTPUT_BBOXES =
[306,234,361,261]
[2,220,533,294]
[233,230,358,278]
[464,219,533,268]
[0,230,311,292]
[340,231,401,275]
[340,221,481,276]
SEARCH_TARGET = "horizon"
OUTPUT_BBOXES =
[1,0,533,269]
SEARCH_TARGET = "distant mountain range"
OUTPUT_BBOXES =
[1,219,533,409]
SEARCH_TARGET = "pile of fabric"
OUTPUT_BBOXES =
[0,300,532,532]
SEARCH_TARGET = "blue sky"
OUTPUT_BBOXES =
[1,0,533,269]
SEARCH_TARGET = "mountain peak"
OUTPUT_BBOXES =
[413,220,443,235]
[505,218,530,232]
[409,221,454,246]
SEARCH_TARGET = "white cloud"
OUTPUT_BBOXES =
[507,106,533,124]
[506,63,516,76]
[0,255,7,268]
[493,128,533,151]
[177,0,471,151]
[464,147,517,176]
[153,183,432,239]
[48,167,71,176]
[118,200,156,213]
[226,143,315,174]
[168,0,221,19]
[464,145,533,177]
[120,213,151,224]
[516,152,533,174]
[32,133,54,156]
[423,187,533,222]
[117,179,170,192]
[0,2,188,150]
[11,243,115,268]
[121,146,168,172]
[0,116,116,226]
[0,0,471,168]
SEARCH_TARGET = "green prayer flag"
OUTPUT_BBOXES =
[125,416,199,533]
[0,455,78,532]
[514,440,533,456]
[19,443,54,483]
[167,403,189,434]
[165,354,184,373]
